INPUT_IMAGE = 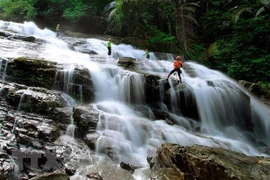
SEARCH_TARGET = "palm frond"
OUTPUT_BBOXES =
[232,7,252,23]
[183,15,200,26]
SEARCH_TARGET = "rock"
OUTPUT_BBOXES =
[3,85,68,115]
[23,36,36,43]
[0,153,17,180]
[37,123,61,142]
[64,163,76,176]
[120,162,136,173]
[5,58,95,103]
[51,107,73,124]
[144,74,162,104]
[73,105,99,138]
[117,57,136,70]
[53,65,95,103]
[86,161,135,180]
[84,133,100,150]
[87,172,103,180]
[150,143,270,180]
[29,172,69,180]
[6,57,57,89]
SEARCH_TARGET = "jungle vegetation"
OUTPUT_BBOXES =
[0,0,269,94]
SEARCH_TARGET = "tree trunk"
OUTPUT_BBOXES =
[174,0,188,51]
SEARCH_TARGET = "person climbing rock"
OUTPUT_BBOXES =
[166,56,183,83]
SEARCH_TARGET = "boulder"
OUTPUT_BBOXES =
[150,143,270,180]
[86,161,134,180]
[53,65,95,103]
[6,57,57,89]
[73,105,99,138]
[117,57,136,71]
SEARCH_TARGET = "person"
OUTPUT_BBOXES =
[107,38,112,55]
[145,49,150,59]
[166,56,183,83]
[56,24,60,37]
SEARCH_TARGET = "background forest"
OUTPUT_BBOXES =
[0,0,269,95]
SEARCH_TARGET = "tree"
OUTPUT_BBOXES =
[0,0,37,21]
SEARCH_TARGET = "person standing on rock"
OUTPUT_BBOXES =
[145,49,150,59]
[56,24,60,37]
[166,56,183,83]
[107,38,112,55]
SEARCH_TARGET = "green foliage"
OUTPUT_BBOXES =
[62,0,111,22]
[198,0,270,83]
[0,0,37,21]
[258,81,270,98]
[62,0,88,21]
[186,43,208,65]
[34,0,66,18]
[107,0,176,52]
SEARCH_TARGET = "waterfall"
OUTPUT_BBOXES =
[0,20,55,37]
[0,20,269,179]
[0,58,9,81]
[17,88,31,111]
[61,93,77,138]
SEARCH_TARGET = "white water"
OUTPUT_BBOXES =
[0,21,269,179]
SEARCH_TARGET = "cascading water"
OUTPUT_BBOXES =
[0,21,269,179]
[0,58,9,81]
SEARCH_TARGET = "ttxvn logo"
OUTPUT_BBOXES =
[11,149,60,171]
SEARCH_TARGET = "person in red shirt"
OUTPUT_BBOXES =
[166,56,183,83]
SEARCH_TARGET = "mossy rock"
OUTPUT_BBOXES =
[24,36,36,43]
[6,57,57,89]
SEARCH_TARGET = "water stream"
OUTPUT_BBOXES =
[0,20,269,179]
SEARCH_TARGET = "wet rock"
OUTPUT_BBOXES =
[150,143,270,180]
[133,104,155,119]
[151,108,170,120]
[64,163,76,176]
[120,162,136,173]
[1,105,62,148]
[53,65,95,103]
[175,85,199,121]
[4,57,94,103]
[30,172,69,180]
[84,133,100,150]
[117,57,136,71]
[86,172,103,180]
[0,153,18,180]
[37,123,61,142]
[144,74,161,104]
[3,85,71,116]
[239,80,261,95]
[94,136,118,159]
[51,107,73,124]
[73,105,99,138]
[23,36,36,43]
[6,57,57,89]
[86,161,135,180]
